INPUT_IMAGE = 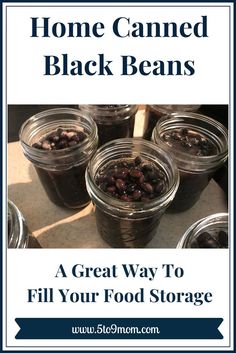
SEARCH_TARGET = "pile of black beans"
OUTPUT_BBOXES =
[32,128,87,150]
[96,156,167,202]
[162,128,217,156]
[190,230,228,248]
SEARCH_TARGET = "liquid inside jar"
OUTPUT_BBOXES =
[158,126,220,212]
[32,127,90,209]
[79,104,136,147]
[96,156,167,203]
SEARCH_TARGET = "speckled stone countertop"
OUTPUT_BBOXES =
[8,108,228,248]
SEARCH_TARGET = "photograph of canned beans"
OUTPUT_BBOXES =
[7,104,229,248]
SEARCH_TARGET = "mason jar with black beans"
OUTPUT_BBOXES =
[143,105,200,140]
[20,108,98,209]
[177,213,228,248]
[152,113,228,212]
[78,105,138,146]
[86,138,179,248]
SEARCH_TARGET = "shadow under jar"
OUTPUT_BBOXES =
[8,200,29,248]
[177,213,228,248]
[152,113,228,212]
[78,105,138,147]
[86,138,179,248]
[20,108,98,209]
[143,105,201,140]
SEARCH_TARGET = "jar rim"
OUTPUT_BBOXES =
[152,112,228,172]
[78,104,138,122]
[149,105,201,113]
[86,138,179,217]
[19,108,98,169]
[8,200,29,248]
[176,212,228,248]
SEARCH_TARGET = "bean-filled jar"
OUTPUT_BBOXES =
[79,105,138,146]
[20,108,98,209]
[8,200,29,248]
[143,105,200,140]
[86,138,179,248]
[152,113,228,212]
[177,213,228,248]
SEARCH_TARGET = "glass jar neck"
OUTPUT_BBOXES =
[19,108,98,170]
[152,112,228,172]
[86,138,179,218]
[79,105,138,123]
[8,200,29,248]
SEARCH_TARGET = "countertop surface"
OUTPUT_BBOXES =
[8,109,228,248]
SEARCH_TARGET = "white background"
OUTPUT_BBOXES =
[6,249,230,349]
[5,3,230,104]
[3,2,233,351]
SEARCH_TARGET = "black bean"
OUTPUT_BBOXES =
[116,168,129,179]
[155,181,164,194]
[218,230,228,247]
[197,232,211,245]
[181,128,188,136]
[146,171,159,183]
[58,140,67,149]
[141,182,153,194]
[120,194,131,202]
[57,128,63,136]
[142,164,153,172]
[133,189,142,200]
[130,169,143,179]
[138,175,145,184]
[107,176,115,185]
[116,179,126,191]
[77,131,86,142]
[107,186,116,194]
[134,156,142,165]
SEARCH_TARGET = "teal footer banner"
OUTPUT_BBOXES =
[15,318,223,339]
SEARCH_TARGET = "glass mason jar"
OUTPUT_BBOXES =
[8,200,29,248]
[78,105,138,146]
[152,113,228,212]
[143,105,200,140]
[86,138,179,248]
[177,213,228,248]
[20,108,98,209]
